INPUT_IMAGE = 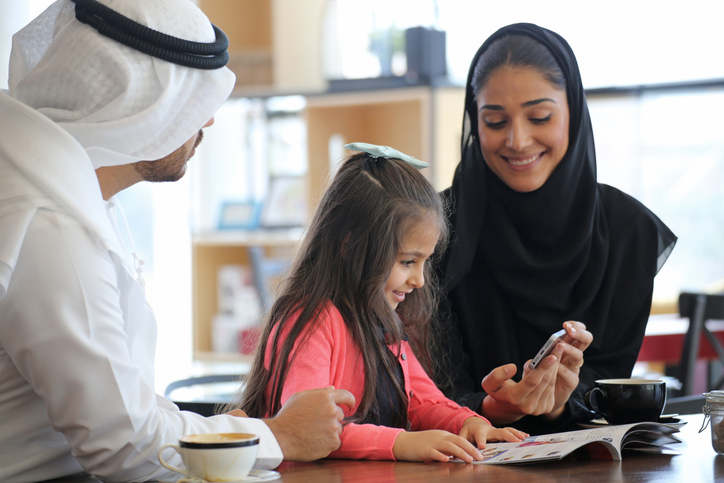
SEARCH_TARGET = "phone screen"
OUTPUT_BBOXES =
[528,329,567,370]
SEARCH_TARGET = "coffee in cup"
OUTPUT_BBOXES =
[158,433,259,482]
[584,378,666,424]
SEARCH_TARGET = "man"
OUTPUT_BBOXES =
[0,1,354,481]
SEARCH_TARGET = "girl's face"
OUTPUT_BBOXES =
[476,66,569,192]
[384,221,440,310]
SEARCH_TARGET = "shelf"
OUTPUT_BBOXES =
[191,230,300,359]
[193,351,255,364]
[198,0,273,90]
[305,85,465,202]
[197,0,326,94]
[193,228,304,247]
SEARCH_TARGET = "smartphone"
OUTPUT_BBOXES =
[528,329,567,370]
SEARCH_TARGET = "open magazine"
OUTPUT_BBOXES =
[471,422,683,465]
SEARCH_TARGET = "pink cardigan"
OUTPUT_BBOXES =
[263,302,485,460]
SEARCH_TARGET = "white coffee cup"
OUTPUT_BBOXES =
[158,433,259,482]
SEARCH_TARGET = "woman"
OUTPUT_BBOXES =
[436,23,676,434]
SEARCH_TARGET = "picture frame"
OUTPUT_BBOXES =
[260,176,308,228]
[218,201,263,230]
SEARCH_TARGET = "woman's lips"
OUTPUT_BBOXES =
[502,152,544,169]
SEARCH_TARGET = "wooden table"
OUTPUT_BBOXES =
[277,414,720,483]
[40,414,724,483]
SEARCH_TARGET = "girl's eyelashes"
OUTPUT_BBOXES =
[401,258,432,267]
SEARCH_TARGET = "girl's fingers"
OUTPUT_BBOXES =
[496,428,528,442]
[476,434,487,449]
[429,448,453,463]
[444,437,485,462]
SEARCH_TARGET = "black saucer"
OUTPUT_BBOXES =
[579,415,686,429]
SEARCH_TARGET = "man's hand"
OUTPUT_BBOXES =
[263,386,355,461]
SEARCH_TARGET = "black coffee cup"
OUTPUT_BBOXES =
[584,378,666,424]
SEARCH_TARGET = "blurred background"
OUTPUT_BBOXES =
[1,0,722,395]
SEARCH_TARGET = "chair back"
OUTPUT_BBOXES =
[679,293,724,321]
[676,293,724,396]
[164,374,245,417]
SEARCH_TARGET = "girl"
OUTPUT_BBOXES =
[239,143,525,462]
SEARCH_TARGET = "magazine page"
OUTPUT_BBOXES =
[470,422,681,465]
[533,423,646,449]
[471,438,617,465]
[623,429,682,447]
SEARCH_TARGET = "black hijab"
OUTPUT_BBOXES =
[438,23,676,431]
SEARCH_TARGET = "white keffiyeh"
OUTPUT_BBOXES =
[0,0,235,298]
[9,0,235,168]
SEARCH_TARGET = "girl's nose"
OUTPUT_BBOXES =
[409,267,425,289]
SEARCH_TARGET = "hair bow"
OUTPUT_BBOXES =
[344,142,429,170]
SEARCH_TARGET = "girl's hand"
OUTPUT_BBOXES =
[392,430,484,463]
[459,417,527,449]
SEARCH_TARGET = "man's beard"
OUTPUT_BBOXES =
[134,129,204,182]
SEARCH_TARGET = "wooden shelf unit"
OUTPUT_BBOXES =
[197,0,326,95]
[197,0,274,90]
[305,86,465,204]
[191,229,302,361]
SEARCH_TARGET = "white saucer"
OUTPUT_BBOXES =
[233,470,281,482]
[174,470,281,483]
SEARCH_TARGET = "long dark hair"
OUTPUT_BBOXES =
[236,152,448,427]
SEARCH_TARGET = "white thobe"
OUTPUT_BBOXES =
[0,93,282,483]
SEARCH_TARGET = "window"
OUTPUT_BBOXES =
[589,85,724,302]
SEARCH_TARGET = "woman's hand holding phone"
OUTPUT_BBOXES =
[478,321,593,426]
[528,329,567,370]
[545,321,592,418]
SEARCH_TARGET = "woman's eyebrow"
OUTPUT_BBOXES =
[479,98,556,112]
[479,104,504,112]
[522,98,556,107]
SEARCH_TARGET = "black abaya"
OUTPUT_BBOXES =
[436,23,676,434]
